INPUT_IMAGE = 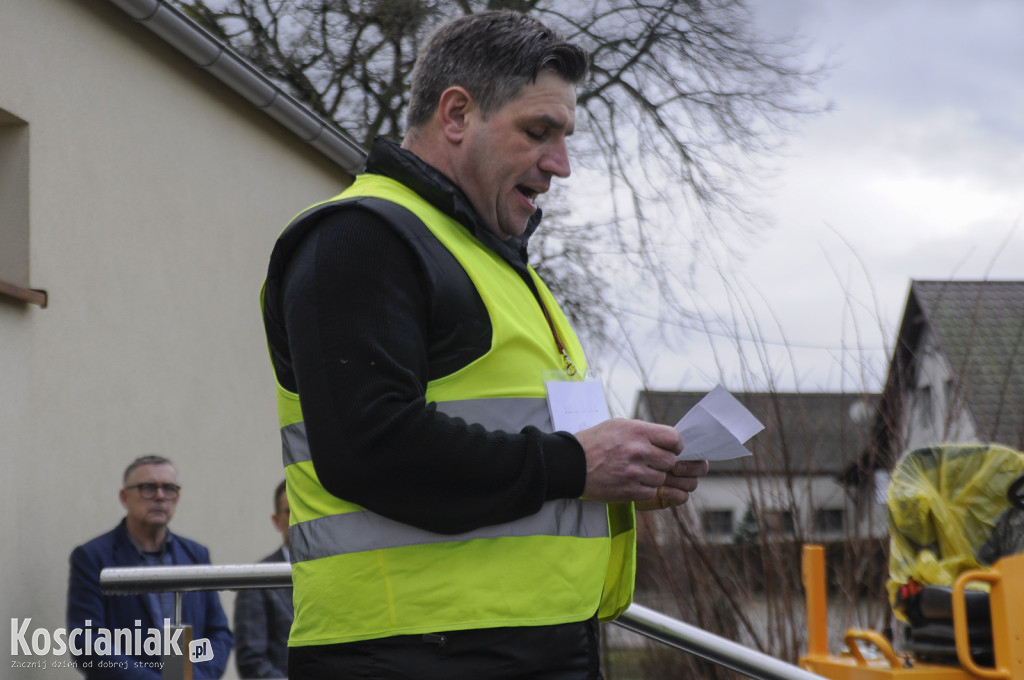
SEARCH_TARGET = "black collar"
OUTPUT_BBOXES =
[364,137,542,269]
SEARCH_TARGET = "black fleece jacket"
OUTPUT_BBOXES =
[263,137,587,535]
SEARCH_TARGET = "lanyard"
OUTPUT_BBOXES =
[509,247,578,377]
[535,294,578,377]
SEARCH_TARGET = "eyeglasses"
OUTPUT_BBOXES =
[125,483,181,500]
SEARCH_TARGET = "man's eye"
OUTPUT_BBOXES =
[526,129,547,141]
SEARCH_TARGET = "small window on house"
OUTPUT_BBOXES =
[918,385,933,427]
[814,508,844,534]
[701,509,734,537]
[0,107,43,306]
[762,510,794,536]
[874,469,891,505]
[943,379,955,411]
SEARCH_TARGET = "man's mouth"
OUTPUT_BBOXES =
[516,185,539,206]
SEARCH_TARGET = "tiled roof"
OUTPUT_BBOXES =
[914,280,1024,445]
[634,390,878,475]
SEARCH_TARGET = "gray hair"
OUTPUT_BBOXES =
[123,455,174,485]
[406,10,588,130]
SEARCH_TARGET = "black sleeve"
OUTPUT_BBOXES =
[280,208,586,534]
[233,589,281,678]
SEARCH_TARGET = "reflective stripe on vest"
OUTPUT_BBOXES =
[284,396,606,562]
[291,498,609,562]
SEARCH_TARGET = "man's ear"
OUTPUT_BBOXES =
[437,86,474,143]
[119,488,128,509]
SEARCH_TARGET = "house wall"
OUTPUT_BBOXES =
[1,1,353,676]
[902,327,978,450]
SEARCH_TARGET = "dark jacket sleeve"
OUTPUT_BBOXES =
[280,210,586,534]
[233,589,284,678]
[233,549,290,678]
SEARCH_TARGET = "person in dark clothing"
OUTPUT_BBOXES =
[234,480,293,678]
[66,455,233,679]
[261,10,708,679]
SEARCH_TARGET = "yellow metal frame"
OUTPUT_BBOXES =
[799,545,1024,680]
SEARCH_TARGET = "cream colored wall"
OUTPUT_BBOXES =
[1,1,353,677]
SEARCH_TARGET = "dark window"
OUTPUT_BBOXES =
[918,385,933,427]
[701,509,734,537]
[814,508,844,534]
[762,510,794,535]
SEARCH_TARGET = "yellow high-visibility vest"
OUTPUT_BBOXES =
[263,173,635,646]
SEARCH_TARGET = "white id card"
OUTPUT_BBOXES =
[545,379,611,433]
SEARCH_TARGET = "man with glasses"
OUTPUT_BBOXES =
[66,455,233,678]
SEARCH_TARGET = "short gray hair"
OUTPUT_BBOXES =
[123,455,174,485]
[406,10,588,130]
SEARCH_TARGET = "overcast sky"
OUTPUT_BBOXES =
[595,0,1024,412]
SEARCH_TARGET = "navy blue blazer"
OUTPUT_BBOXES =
[66,519,233,679]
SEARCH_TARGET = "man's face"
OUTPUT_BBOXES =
[454,71,576,241]
[120,463,179,531]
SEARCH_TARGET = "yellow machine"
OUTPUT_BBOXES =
[800,444,1024,680]
[801,544,1024,679]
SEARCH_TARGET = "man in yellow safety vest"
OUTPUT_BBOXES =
[261,10,708,679]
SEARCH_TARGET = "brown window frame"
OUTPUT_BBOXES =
[0,279,47,307]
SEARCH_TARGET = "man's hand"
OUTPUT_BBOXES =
[574,418,708,509]
[574,418,677,502]
[634,459,709,511]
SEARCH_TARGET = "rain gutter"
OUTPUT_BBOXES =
[105,0,367,175]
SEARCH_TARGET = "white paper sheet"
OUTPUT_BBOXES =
[674,385,764,461]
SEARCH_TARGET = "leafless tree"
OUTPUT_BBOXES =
[174,0,825,356]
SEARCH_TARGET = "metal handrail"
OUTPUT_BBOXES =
[101,562,293,594]
[616,603,826,680]
[100,563,826,680]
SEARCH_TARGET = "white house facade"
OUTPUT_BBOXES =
[1,1,362,676]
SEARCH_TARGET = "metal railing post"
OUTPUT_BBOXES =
[160,623,192,680]
[173,592,183,626]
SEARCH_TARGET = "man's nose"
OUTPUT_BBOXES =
[540,138,571,178]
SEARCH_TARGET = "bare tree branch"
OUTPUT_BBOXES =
[174,0,826,360]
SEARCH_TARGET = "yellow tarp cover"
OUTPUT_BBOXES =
[887,443,1024,617]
